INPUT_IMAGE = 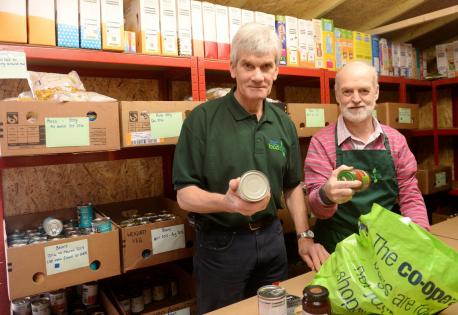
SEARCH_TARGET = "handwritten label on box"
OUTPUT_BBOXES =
[398,108,412,124]
[435,172,447,187]
[45,117,90,147]
[150,112,183,139]
[45,239,89,275]
[305,108,325,127]
[151,224,185,255]
[0,51,27,79]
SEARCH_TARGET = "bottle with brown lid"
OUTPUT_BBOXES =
[302,285,331,315]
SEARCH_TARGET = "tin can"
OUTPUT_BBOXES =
[238,170,270,202]
[91,217,112,233]
[77,204,94,228]
[152,280,166,301]
[11,298,30,315]
[257,285,287,315]
[130,288,145,314]
[337,169,371,192]
[43,217,63,237]
[117,293,131,313]
[169,277,178,297]
[119,219,136,228]
[82,281,98,306]
[31,298,50,315]
[9,239,28,247]
[48,289,67,314]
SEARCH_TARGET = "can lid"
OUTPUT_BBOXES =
[257,285,286,299]
[239,170,270,202]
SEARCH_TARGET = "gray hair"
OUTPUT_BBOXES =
[231,23,281,65]
[335,61,379,91]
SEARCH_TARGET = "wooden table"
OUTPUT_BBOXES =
[207,220,458,315]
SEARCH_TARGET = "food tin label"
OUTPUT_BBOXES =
[238,170,270,202]
[257,285,287,315]
[131,295,145,313]
[82,282,98,306]
[77,204,94,228]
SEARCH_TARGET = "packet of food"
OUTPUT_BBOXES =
[27,70,86,101]
[312,203,458,315]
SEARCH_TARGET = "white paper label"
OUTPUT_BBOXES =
[168,308,190,315]
[0,51,28,79]
[45,239,89,275]
[151,224,185,255]
[398,108,412,124]
[435,171,447,187]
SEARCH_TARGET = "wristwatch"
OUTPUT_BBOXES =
[297,229,314,240]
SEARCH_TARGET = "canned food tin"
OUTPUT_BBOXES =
[337,169,371,192]
[152,281,166,301]
[130,288,145,313]
[9,239,28,247]
[117,293,131,313]
[257,285,287,315]
[31,297,50,315]
[11,298,30,315]
[77,203,94,228]
[43,217,63,237]
[238,170,270,202]
[49,289,67,314]
[119,219,136,228]
[82,282,98,306]
[91,217,112,233]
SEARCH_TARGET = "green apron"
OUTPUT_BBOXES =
[314,128,399,253]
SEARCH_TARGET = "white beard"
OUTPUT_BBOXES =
[341,107,374,123]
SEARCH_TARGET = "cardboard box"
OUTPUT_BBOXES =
[0,0,27,43]
[124,0,161,55]
[287,103,339,137]
[321,18,335,70]
[375,102,419,129]
[431,216,458,240]
[228,6,241,44]
[159,0,178,56]
[431,212,457,225]
[416,165,452,195]
[27,0,56,46]
[101,0,124,51]
[101,263,196,314]
[285,16,298,67]
[191,0,204,57]
[5,208,121,299]
[202,1,217,59]
[0,101,120,156]
[177,0,192,56]
[79,0,102,49]
[119,101,200,147]
[215,4,229,60]
[96,197,195,272]
[56,0,79,48]
[241,9,254,25]
[312,19,323,69]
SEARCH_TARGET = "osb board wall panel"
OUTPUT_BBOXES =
[284,86,321,103]
[171,81,192,101]
[439,137,455,180]
[2,157,163,216]
[416,90,433,129]
[0,78,163,101]
[0,79,29,100]
[81,77,159,101]
[437,89,453,129]
[409,137,434,166]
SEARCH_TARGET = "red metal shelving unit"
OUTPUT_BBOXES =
[0,44,200,313]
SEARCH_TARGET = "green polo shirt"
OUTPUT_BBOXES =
[172,89,302,227]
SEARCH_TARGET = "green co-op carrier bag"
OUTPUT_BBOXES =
[312,203,458,315]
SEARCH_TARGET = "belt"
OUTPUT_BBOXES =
[191,214,276,233]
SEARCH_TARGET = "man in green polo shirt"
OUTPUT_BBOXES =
[173,23,328,314]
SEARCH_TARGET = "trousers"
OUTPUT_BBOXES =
[193,218,288,314]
